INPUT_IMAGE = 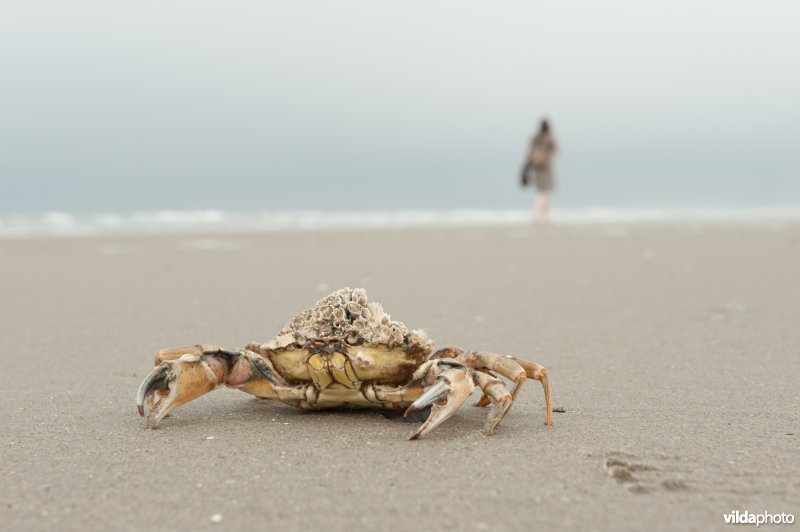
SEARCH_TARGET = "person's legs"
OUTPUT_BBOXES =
[534,191,550,223]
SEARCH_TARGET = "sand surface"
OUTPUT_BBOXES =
[1,224,798,531]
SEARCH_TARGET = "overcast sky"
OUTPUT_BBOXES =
[1,1,799,213]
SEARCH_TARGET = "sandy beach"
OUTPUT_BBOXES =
[1,223,798,531]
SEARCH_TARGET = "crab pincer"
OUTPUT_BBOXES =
[136,346,230,428]
[404,360,475,440]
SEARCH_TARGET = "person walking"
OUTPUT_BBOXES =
[523,119,559,223]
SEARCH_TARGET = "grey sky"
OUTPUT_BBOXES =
[2,1,799,213]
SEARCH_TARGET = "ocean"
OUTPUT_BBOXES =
[2,206,799,237]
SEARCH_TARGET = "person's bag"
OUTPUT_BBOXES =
[520,162,530,186]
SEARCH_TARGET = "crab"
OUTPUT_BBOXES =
[136,288,552,440]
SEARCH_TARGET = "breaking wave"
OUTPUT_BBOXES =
[1,206,799,237]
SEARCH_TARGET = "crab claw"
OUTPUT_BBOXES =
[404,380,449,417]
[405,365,475,440]
[136,353,224,428]
[136,364,169,417]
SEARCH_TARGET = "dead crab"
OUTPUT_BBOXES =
[136,288,552,439]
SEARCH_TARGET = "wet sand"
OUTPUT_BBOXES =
[1,223,798,531]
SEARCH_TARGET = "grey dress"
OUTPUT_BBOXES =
[528,132,557,192]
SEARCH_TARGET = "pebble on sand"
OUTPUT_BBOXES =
[210,513,222,523]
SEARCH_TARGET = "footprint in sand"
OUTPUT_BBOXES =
[604,451,690,494]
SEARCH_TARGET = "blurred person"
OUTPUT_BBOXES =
[523,119,559,223]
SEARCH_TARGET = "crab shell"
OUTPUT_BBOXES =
[248,338,430,390]
[246,287,435,390]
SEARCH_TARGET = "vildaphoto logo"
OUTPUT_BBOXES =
[723,510,795,526]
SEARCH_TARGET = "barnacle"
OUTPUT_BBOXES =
[354,290,367,306]
[277,287,430,348]
[408,329,434,352]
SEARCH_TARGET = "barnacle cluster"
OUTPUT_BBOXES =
[275,287,432,351]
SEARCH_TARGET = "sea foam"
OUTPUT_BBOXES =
[1,207,799,237]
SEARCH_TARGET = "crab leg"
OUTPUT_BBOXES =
[137,346,310,427]
[459,351,528,400]
[368,380,425,405]
[436,347,553,427]
[509,356,553,426]
[471,371,512,435]
[404,361,475,440]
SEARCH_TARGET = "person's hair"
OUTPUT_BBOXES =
[539,119,550,135]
